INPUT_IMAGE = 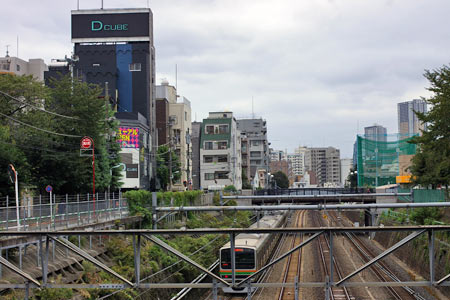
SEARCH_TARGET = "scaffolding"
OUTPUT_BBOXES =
[357,134,417,187]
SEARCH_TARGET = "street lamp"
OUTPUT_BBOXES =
[7,164,20,230]
[109,163,126,198]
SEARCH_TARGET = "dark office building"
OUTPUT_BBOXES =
[71,8,156,189]
[44,61,70,87]
[156,98,169,146]
[191,122,202,190]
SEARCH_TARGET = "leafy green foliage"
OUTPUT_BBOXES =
[0,74,121,196]
[346,166,357,188]
[156,145,181,191]
[409,65,450,188]
[273,171,289,188]
[241,169,252,189]
[410,207,443,225]
[224,185,237,192]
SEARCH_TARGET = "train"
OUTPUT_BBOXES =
[219,211,288,293]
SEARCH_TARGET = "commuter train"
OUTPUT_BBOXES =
[219,212,287,293]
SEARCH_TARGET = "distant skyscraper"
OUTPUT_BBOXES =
[398,99,427,136]
[364,124,387,142]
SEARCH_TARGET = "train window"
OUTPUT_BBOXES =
[221,248,255,269]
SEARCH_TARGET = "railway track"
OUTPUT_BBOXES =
[203,213,293,300]
[277,210,306,300]
[328,212,426,300]
[314,212,353,300]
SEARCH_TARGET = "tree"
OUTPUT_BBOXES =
[27,75,121,194]
[241,169,252,189]
[409,65,450,188]
[0,73,121,195]
[346,166,358,188]
[0,74,48,196]
[156,145,181,191]
[273,171,289,189]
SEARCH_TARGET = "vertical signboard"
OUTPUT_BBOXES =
[117,127,140,148]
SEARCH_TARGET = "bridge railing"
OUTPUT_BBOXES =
[0,192,128,231]
[254,187,374,196]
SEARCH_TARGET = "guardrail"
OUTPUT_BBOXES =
[0,192,128,231]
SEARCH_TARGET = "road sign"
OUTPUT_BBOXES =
[45,185,53,193]
[80,137,93,149]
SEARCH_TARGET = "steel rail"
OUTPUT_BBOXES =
[252,220,292,300]
[329,212,426,300]
[278,210,304,300]
[323,233,352,300]
[315,213,352,300]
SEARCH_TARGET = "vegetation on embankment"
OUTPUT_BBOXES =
[377,208,450,296]
[72,190,251,300]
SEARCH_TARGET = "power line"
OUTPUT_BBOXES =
[0,111,82,138]
[0,90,79,120]
[0,140,79,156]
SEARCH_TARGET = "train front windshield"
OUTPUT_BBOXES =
[221,248,255,269]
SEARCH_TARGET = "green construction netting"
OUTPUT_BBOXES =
[357,135,416,187]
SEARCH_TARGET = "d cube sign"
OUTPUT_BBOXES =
[80,137,93,149]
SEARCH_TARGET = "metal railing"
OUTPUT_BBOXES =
[0,192,128,231]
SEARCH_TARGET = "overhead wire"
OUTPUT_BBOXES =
[0,90,80,120]
[0,111,82,138]
[98,234,224,300]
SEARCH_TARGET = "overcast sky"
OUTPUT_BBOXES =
[2,0,448,157]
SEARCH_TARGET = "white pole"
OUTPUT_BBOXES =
[50,191,53,224]
[15,172,20,230]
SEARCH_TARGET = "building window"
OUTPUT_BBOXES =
[218,141,228,149]
[252,140,260,146]
[218,155,228,163]
[92,63,100,67]
[218,125,229,134]
[204,173,214,180]
[16,64,20,71]
[250,151,261,158]
[129,63,141,71]
[204,141,213,150]
[215,172,228,179]
[2,64,9,70]
[204,156,213,163]
[205,125,214,134]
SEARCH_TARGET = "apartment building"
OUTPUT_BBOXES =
[287,146,307,177]
[305,147,341,186]
[200,112,242,190]
[156,80,191,191]
[0,55,48,81]
[236,118,268,184]
[191,122,202,190]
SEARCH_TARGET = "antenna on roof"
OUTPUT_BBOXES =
[252,96,255,119]
[101,0,104,9]
[77,0,80,10]
[5,45,10,57]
